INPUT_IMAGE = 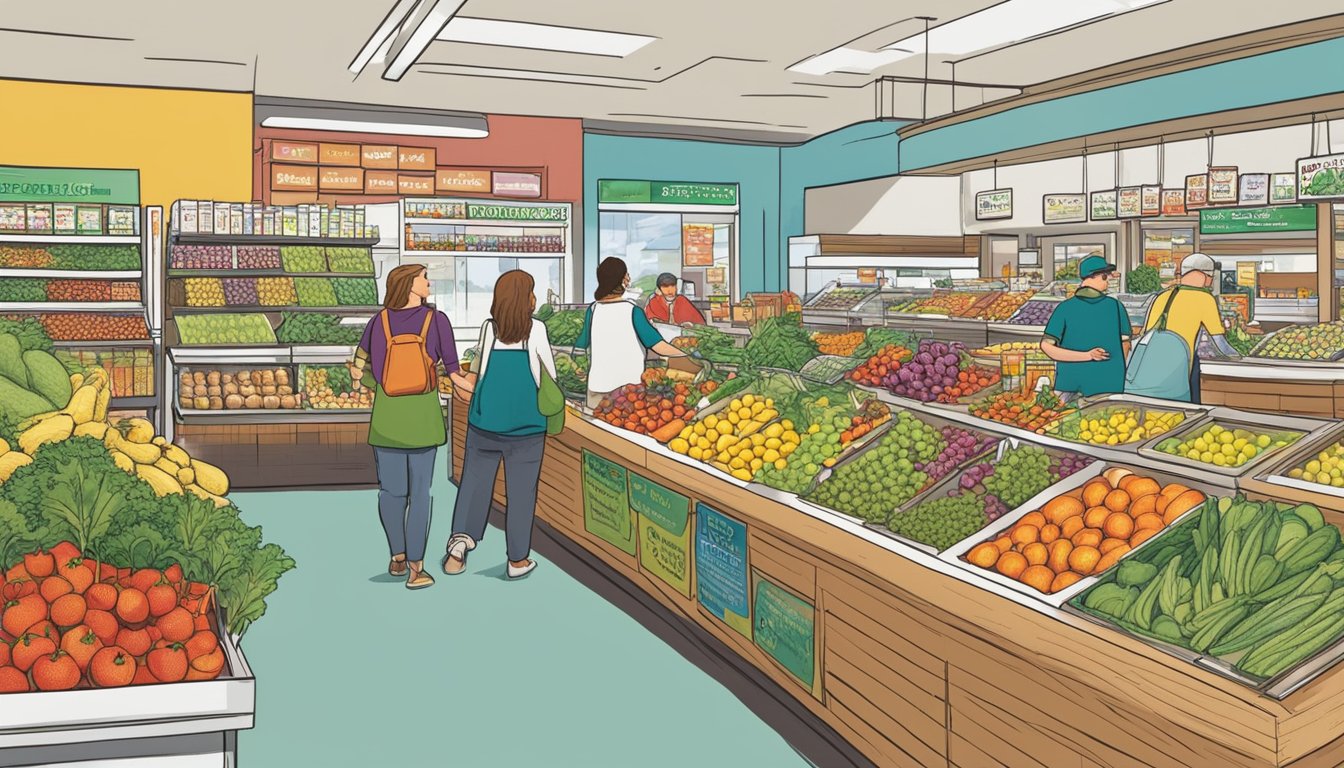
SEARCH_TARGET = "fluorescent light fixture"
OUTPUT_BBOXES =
[383,0,467,81]
[256,98,488,138]
[261,116,487,138]
[883,0,1164,58]
[439,18,654,57]
[349,0,419,74]
[789,46,912,76]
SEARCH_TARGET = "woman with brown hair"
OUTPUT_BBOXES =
[352,264,458,589]
[444,270,556,579]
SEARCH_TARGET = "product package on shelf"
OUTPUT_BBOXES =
[178,366,300,411]
[173,200,377,240]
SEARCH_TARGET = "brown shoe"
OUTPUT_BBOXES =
[443,534,475,575]
[389,555,408,577]
[406,561,434,590]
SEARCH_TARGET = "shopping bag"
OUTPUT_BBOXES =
[1124,287,1191,401]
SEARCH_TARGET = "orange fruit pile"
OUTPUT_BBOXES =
[964,468,1206,594]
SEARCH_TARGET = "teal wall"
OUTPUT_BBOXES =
[583,121,903,295]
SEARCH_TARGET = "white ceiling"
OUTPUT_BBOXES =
[0,1,1340,141]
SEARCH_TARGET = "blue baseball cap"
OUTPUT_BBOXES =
[1078,254,1116,279]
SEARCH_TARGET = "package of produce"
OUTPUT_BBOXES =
[170,244,231,271]
[0,278,49,303]
[668,393,787,482]
[178,368,300,411]
[325,247,375,274]
[0,246,56,269]
[592,372,696,438]
[55,348,154,398]
[110,282,141,302]
[970,387,1073,434]
[39,313,149,342]
[807,287,870,311]
[1071,495,1344,685]
[183,278,227,308]
[279,245,326,273]
[235,245,282,270]
[812,330,864,357]
[256,276,298,306]
[975,291,1036,321]
[544,309,586,347]
[332,278,378,306]
[1006,299,1058,326]
[294,277,339,308]
[222,277,259,306]
[744,314,819,372]
[1150,421,1301,473]
[1249,321,1344,361]
[1049,404,1187,447]
[302,364,372,409]
[175,313,276,346]
[963,467,1205,597]
[275,311,362,345]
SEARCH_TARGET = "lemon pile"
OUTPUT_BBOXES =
[1076,409,1184,446]
[668,394,802,482]
[1160,424,1284,468]
[1287,444,1344,487]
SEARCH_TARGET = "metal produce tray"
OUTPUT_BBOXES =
[1244,324,1344,362]
[803,282,877,312]
[1253,422,1344,500]
[1042,397,1209,453]
[1136,407,1322,478]
[798,354,863,385]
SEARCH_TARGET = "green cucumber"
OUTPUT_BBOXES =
[1281,525,1340,576]
[1239,613,1344,678]
[1191,603,1251,653]
[1209,591,1330,655]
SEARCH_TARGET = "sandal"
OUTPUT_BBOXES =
[507,559,537,579]
[389,555,408,577]
[406,561,434,590]
[443,534,476,575]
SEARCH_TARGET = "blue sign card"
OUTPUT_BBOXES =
[695,503,751,638]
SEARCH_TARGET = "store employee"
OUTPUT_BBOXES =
[644,273,707,326]
[1040,255,1130,398]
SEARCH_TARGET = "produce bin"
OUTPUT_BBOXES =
[1043,395,1209,453]
[1252,425,1344,501]
[797,354,862,385]
[1136,408,1325,479]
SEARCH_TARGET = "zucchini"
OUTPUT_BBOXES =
[1191,603,1250,653]
[1240,613,1344,678]
[1209,590,1330,656]
[1281,525,1340,577]
[1126,570,1166,631]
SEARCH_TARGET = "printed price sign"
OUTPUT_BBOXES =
[753,576,815,688]
[630,473,692,597]
[696,503,750,638]
[582,450,635,555]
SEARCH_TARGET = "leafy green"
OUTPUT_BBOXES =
[47,245,140,270]
[0,499,45,568]
[275,312,362,345]
[217,543,295,635]
[40,460,124,553]
[0,279,48,302]
[744,314,818,372]
[544,309,586,346]
[0,317,57,353]
[1126,264,1162,294]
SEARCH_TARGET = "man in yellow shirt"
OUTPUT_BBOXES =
[1142,253,1239,403]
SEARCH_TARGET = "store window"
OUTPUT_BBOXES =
[1052,243,1104,282]
[1142,227,1195,281]
[1334,206,1344,319]
[597,211,735,301]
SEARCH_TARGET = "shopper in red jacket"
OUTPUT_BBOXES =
[644,272,706,326]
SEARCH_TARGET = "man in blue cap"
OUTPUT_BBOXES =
[1040,254,1130,399]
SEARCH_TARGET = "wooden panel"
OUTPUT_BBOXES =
[948,683,1076,768]
[826,674,945,768]
[1282,396,1335,416]
[1202,378,1341,397]
[749,529,816,600]
[1285,729,1344,768]
[822,583,947,698]
[817,234,973,256]
[825,633,946,750]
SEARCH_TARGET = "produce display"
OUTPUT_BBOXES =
[966,469,1206,594]
[184,278,226,308]
[554,352,589,394]
[971,388,1073,434]
[812,331,864,357]
[222,278,259,307]
[852,327,919,360]
[744,314,818,372]
[170,245,231,271]
[593,372,696,438]
[1,245,139,272]
[808,287,870,311]
[752,396,854,494]
[175,314,277,346]
[1073,496,1344,681]
[41,280,119,303]
[0,279,48,302]
[798,355,862,384]
[1284,441,1344,488]
[1153,423,1300,470]
[972,341,1038,357]
[235,246,281,270]
[55,348,154,398]
[670,335,698,352]
[887,293,980,317]
[1049,406,1186,446]
[1126,265,1162,295]
[256,277,298,306]
[1007,300,1058,326]
[544,309,586,347]
[668,394,794,482]
[974,291,1035,321]
[940,365,1000,403]
[850,344,914,387]
[178,369,300,411]
[325,247,375,274]
[805,413,942,523]
[110,282,141,302]
[332,278,378,306]
[868,339,976,403]
[279,246,326,273]
[1249,322,1344,360]
[274,312,362,345]
[301,365,373,410]
[294,277,339,308]
[691,325,746,365]
[39,314,149,342]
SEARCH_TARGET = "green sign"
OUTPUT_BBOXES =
[598,179,738,206]
[753,576,815,687]
[0,166,139,204]
[630,473,692,598]
[582,450,635,555]
[1199,205,1317,234]
[466,203,568,221]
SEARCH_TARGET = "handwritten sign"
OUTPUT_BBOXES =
[361,145,398,169]
[1089,190,1117,220]
[695,503,750,638]
[1208,167,1239,204]
[1043,193,1086,224]
[1117,187,1142,218]
[975,188,1012,220]
[1141,185,1162,216]
[436,169,492,194]
[320,143,361,166]
[753,576,815,687]
[270,164,317,191]
[582,450,635,555]
[271,141,318,164]
[398,147,436,171]
[1297,153,1344,200]
[1239,173,1269,206]
[683,223,715,267]
[1185,174,1209,209]
[1161,189,1187,216]
[630,473,692,597]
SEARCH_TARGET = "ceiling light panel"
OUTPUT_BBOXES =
[788,47,910,76]
[883,0,1165,58]
[438,18,655,57]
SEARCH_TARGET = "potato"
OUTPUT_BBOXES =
[262,395,280,410]
[223,382,238,395]
[236,370,252,384]
[225,394,244,409]
[207,385,222,398]
[240,385,256,398]
[208,396,223,410]
[206,371,221,386]
[193,396,210,410]
[244,394,263,409]
[192,371,206,385]
[261,370,275,386]
[179,372,192,385]
[261,385,277,396]
[280,394,297,409]
[193,384,208,397]
[275,370,290,386]
[251,371,264,386]
[222,373,234,385]
[277,385,293,396]
[179,384,194,398]
[179,396,192,408]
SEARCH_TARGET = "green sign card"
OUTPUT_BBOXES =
[465,203,568,221]
[598,179,738,206]
[753,576,815,688]
[582,450,635,555]
[1199,204,1317,234]
[629,473,692,598]
[0,166,140,204]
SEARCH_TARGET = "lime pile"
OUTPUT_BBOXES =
[1155,424,1295,469]
[1288,442,1344,487]
[754,401,852,494]
[983,445,1056,508]
[888,493,987,551]
[806,412,941,523]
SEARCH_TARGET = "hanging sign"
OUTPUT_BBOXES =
[682,223,715,267]
[270,164,318,191]
[1160,189,1187,216]
[319,167,364,192]
[1238,173,1270,206]
[974,189,1013,220]
[1208,167,1239,204]
[695,503,750,638]
[1237,261,1257,288]
[582,450,636,556]
[1185,174,1209,209]
[856,268,879,284]
[270,141,318,164]
[320,143,361,166]
[364,171,398,195]
[1042,193,1086,224]
[397,147,436,171]
[465,203,568,221]
[1141,185,1162,216]
[753,576,816,688]
[0,166,139,204]
[361,145,399,169]
[1089,190,1118,220]
[435,169,492,194]
[1297,153,1344,200]
[1270,173,1298,204]
[398,175,434,195]
[1199,205,1317,234]
[493,172,543,198]
[1117,187,1142,218]
[598,179,738,206]
[629,473,692,598]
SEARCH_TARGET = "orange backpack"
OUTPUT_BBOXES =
[380,310,437,396]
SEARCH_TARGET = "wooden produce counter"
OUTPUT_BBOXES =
[1202,361,1344,419]
[452,396,1344,767]
[175,420,376,489]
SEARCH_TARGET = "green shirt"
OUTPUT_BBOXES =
[1042,288,1130,396]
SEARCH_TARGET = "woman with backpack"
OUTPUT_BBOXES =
[352,264,459,590]
[443,270,560,579]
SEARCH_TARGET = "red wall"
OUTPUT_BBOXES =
[252,114,583,205]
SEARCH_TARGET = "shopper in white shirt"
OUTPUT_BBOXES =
[575,257,689,408]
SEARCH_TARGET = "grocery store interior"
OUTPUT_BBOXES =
[4,2,1344,767]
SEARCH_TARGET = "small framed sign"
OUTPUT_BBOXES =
[1018,249,1041,267]
[1117,187,1142,218]
[1270,173,1298,204]
[1160,189,1187,216]
[1185,174,1209,209]
[1208,166,1239,204]
[1089,190,1118,220]
[1238,173,1269,206]
[1042,193,1087,224]
[1140,185,1162,216]
[975,188,1013,220]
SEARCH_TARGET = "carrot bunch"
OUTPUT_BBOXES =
[970,389,1071,434]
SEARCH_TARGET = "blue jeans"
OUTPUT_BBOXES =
[373,446,437,562]
[1189,356,1202,405]
[451,426,545,562]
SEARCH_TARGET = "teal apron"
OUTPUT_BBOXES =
[1048,293,1127,397]
[469,349,546,436]
[368,382,445,449]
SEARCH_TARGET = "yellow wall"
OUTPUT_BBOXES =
[0,80,253,211]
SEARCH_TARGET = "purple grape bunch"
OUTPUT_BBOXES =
[1055,452,1094,479]
[882,339,966,401]
[222,278,259,306]
[918,427,998,482]
[237,246,282,270]
[1007,300,1057,326]
[171,244,231,270]
[983,495,1009,522]
[957,462,996,491]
